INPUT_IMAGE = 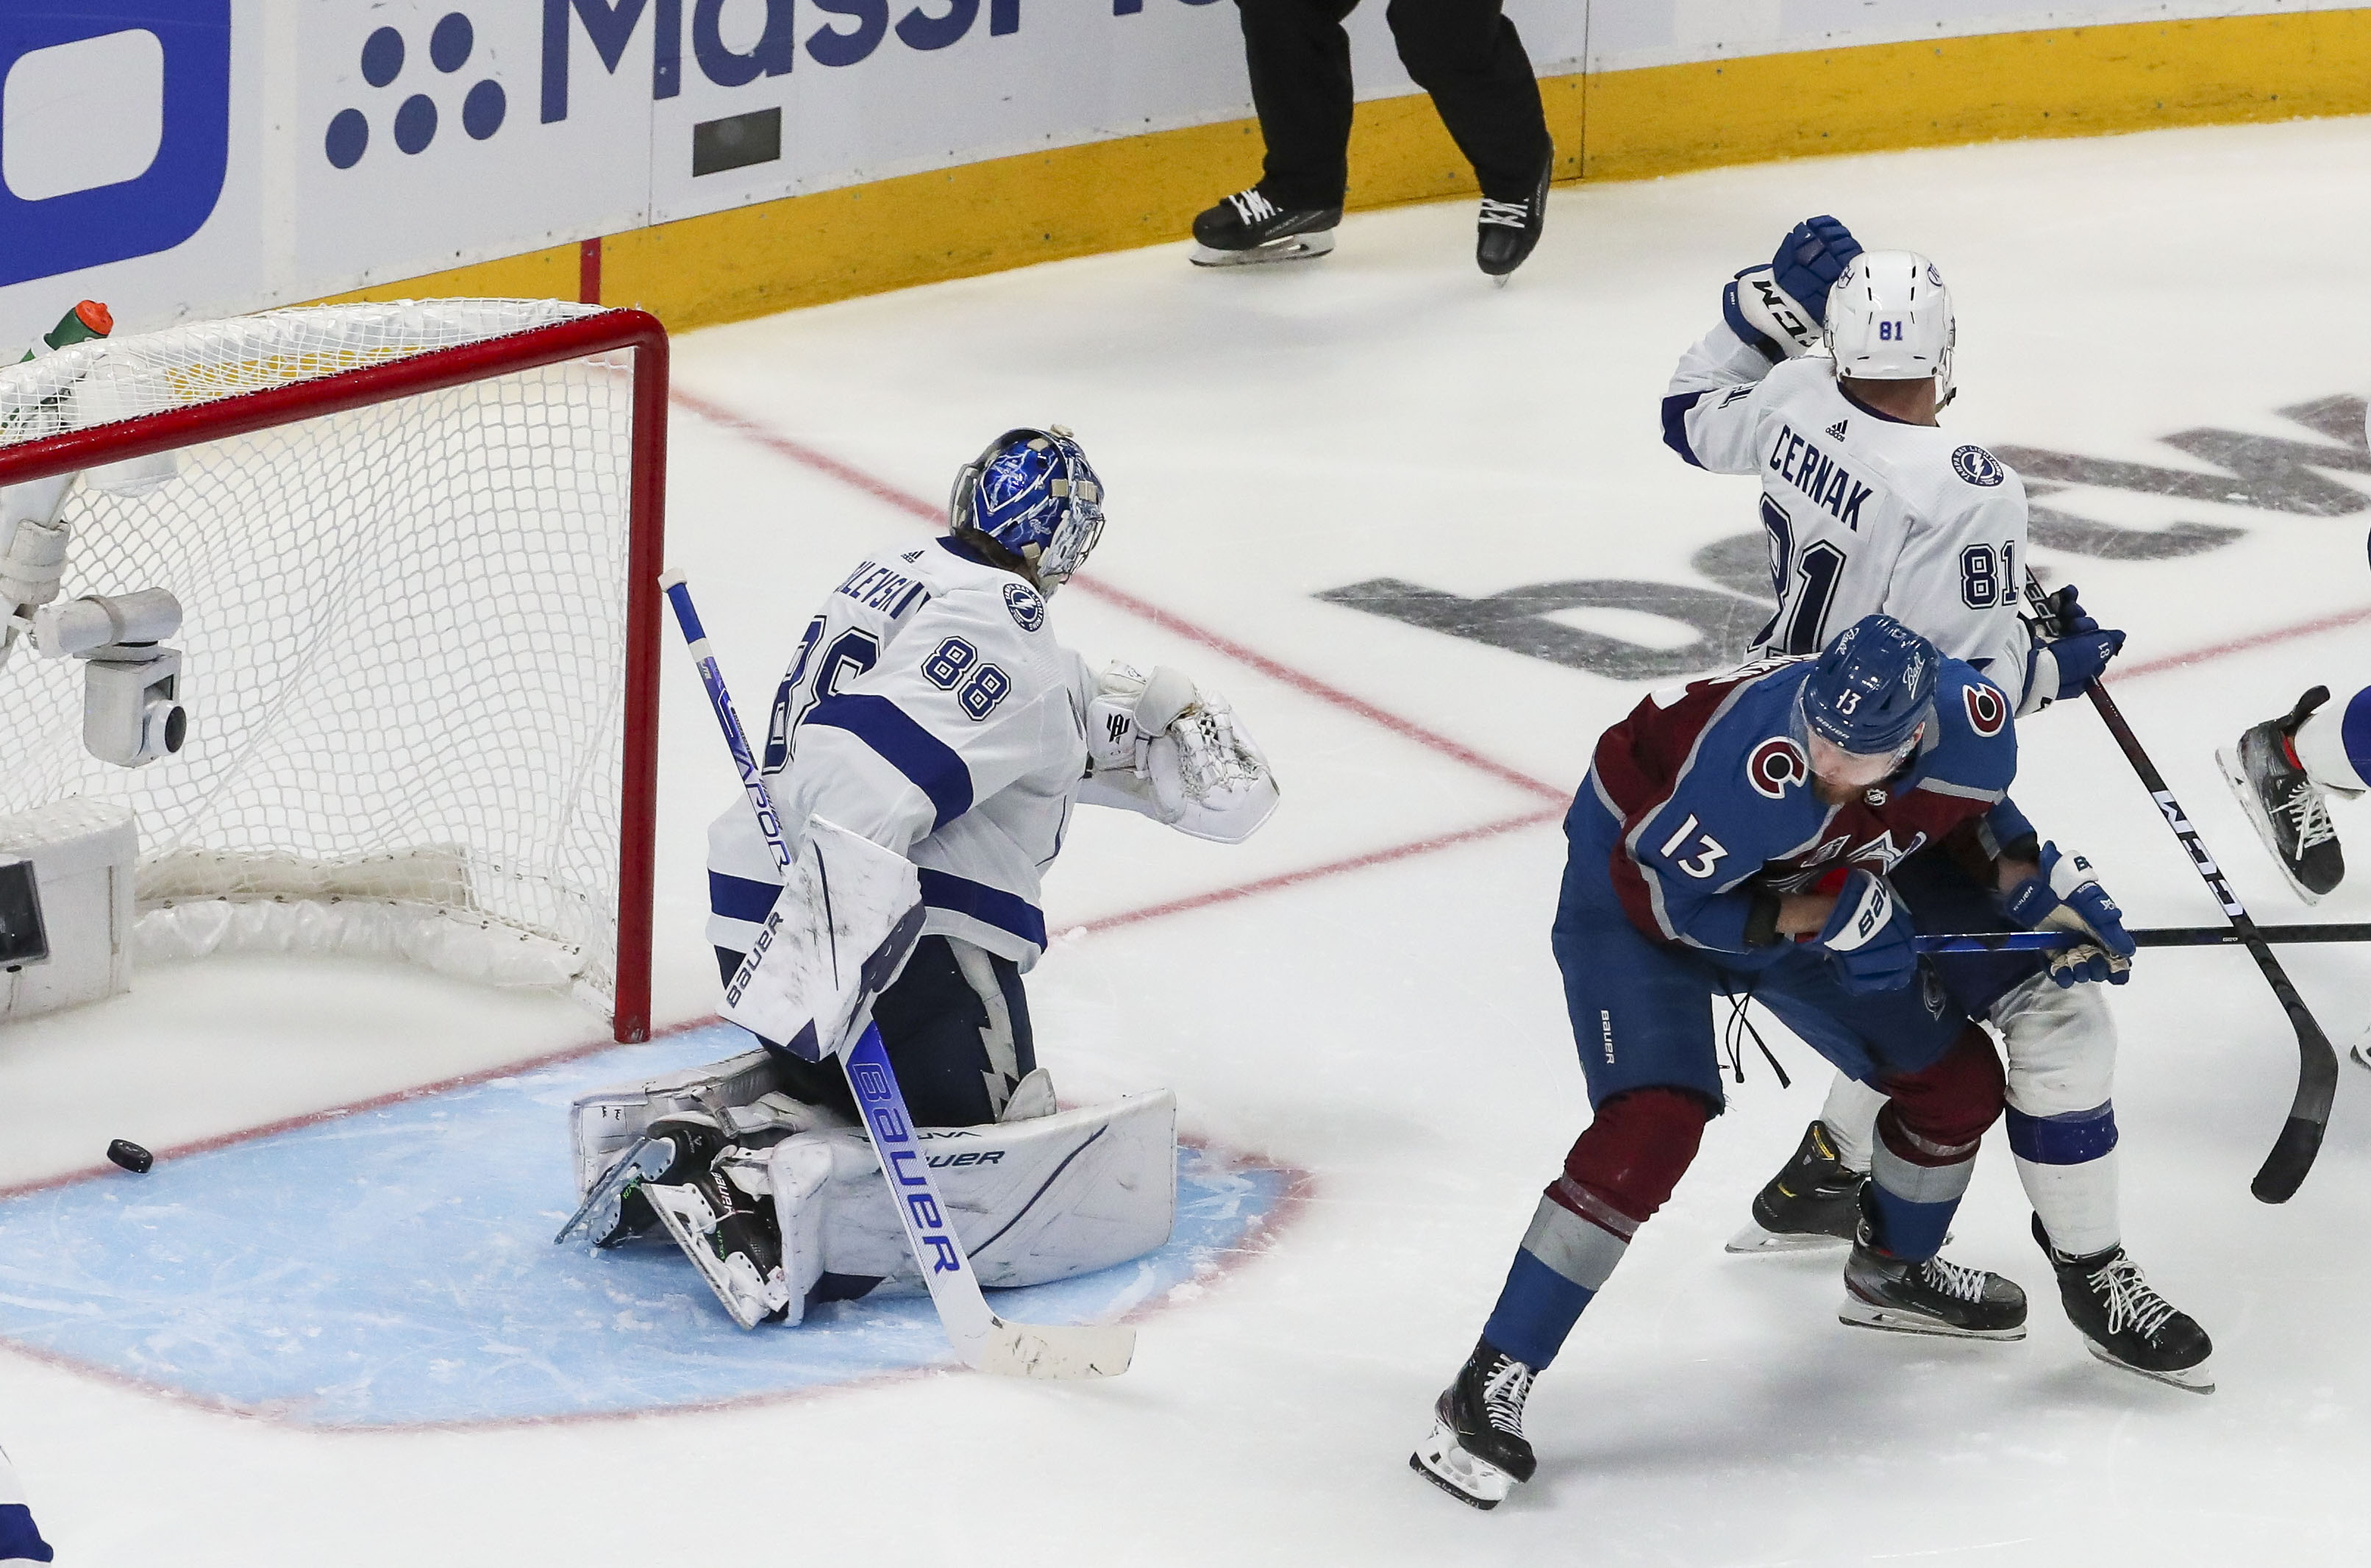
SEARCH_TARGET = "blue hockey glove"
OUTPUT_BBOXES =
[1772,215,1862,327]
[2036,582,2125,699]
[1999,842,2134,986]
[1814,869,1918,994]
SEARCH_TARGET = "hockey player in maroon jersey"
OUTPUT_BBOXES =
[1413,616,2126,1509]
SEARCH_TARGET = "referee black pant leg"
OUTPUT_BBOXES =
[1383,0,1551,200]
[1235,0,1363,210]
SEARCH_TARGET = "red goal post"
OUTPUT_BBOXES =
[0,302,666,1043]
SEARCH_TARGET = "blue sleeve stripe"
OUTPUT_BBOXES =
[0,1503,53,1563]
[916,868,1047,950]
[1661,391,1709,468]
[708,870,780,924]
[805,694,974,829]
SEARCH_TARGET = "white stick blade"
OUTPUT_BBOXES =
[962,1317,1135,1380]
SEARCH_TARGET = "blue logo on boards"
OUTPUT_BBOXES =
[1951,445,2004,487]
[0,1,231,288]
[1003,580,1045,631]
[326,13,508,169]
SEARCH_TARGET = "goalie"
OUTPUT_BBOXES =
[566,426,1279,1328]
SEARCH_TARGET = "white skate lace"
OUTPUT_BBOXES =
[2086,1252,2179,1340]
[2279,780,2338,853]
[1480,1358,1534,1437]
[1478,196,1531,229]
[1227,188,1280,225]
[1917,1255,1991,1303]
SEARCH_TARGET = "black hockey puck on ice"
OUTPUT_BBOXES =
[106,1138,153,1174]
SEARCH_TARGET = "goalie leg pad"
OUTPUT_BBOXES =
[766,1089,1178,1300]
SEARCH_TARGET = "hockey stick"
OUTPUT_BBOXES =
[658,570,1132,1377]
[1919,922,2371,953]
[2023,573,2339,1202]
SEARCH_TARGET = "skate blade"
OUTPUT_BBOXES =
[1189,232,1336,268]
[2217,744,2325,905]
[2084,1339,2214,1394]
[1726,1221,1850,1255]
[1838,1297,2027,1341]
[645,1186,782,1331]
[1409,1419,1512,1510]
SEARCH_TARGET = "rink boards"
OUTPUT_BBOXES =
[0,1022,1301,1429]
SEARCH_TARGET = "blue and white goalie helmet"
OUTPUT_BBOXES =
[1800,614,1939,758]
[949,426,1106,594]
[1824,249,1954,402]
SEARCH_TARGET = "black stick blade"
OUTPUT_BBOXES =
[2252,1114,2329,1204]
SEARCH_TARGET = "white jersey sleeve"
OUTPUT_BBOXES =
[1664,319,1783,474]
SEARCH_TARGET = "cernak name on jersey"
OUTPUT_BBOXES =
[1766,421,1874,531]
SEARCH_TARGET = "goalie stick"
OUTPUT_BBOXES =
[657,569,1132,1378]
[1918,922,2371,953]
[2023,572,2339,1203]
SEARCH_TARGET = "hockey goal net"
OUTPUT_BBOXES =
[0,299,664,1041]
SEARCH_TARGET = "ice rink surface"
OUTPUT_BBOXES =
[11,113,2371,1564]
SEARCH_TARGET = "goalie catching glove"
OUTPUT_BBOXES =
[2000,841,2134,986]
[1080,661,1279,843]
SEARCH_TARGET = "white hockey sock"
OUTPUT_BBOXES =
[2017,1149,2120,1258]
[2292,702,2370,794]
[1818,1072,1886,1174]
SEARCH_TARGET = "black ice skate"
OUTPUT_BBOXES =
[1841,1220,2027,1341]
[641,1113,791,1330]
[1410,1338,1539,1510]
[2033,1216,2214,1393]
[1726,1119,1865,1253]
[1475,159,1550,284]
[2218,686,2347,902]
[1189,187,1339,268]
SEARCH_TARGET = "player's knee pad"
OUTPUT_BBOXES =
[1551,1086,1712,1229]
[1875,1024,2005,1161]
[1990,972,2117,1118]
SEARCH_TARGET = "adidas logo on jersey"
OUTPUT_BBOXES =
[1825,419,1848,441]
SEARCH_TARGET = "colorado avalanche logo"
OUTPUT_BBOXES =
[1962,681,2007,738]
[1003,580,1046,632]
[1747,735,1808,799]
[1951,445,2004,487]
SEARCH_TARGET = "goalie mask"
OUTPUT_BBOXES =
[1824,249,1955,404]
[949,427,1106,594]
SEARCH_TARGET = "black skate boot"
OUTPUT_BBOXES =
[2219,685,2347,902]
[1475,157,1550,283]
[641,1113,791,1330]
[1726,1119,1866,1253]
[1841,1200,2027,1341]
[1189,186,1339,268]
[1410,1338,1539,1510]
[2033,1216,2214,1393]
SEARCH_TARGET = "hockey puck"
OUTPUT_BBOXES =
[105,1138,153,1174]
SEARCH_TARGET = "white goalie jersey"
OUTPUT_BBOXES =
[709,538,1094,970]
[707,537,1277,974]
[1665,320,2055,711]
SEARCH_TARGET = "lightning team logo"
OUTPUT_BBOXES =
[1747,735,1808,798]
[1951,445,2005,487]
[1962,681,2007,738]
[1004,581,1045,631]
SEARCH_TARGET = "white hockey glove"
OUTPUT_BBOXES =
[1725,266,1824,360]
[1081,661,1280,843]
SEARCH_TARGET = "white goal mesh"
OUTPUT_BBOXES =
[0,300,658,1027]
